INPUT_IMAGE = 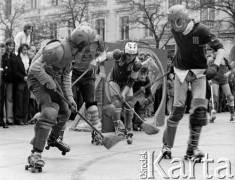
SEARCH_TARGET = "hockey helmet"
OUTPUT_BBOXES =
[124,42,138,55]
[167,5,189,32]
[70,25,96,52]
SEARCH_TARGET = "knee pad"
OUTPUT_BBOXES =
[190,98,208,126]
[124,101,134,109]
[111,96,122,108]
[87,105,99,125]
[226,94,234,106]
[40,102,59,126]
[168,106,185,123]
[57,108,71,124]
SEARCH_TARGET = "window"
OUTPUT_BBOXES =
[169,0,183,8]
[50,22,57,39]
[31,0,37,9]
[200,8,215,21]
[96,19,105,41]
[145,27,154,38]
[51,0,58,6]
[5,0,12,17]
[120,16,129,40]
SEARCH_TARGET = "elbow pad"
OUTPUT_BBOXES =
[132,61,142,72]
[113,49,122,61]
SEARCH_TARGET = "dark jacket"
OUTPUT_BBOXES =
[15,54,28,82]
[1,52,17,83]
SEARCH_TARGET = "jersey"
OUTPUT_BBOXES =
[28,40,73,98]
[110,54,139,88]
[73,36,105,73]
[173,21,224,70]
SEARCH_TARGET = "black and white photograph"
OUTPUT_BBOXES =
[0,0,235,179]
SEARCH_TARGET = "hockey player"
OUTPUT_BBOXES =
[106,42,142,139]
[208,52,235,122]
[26,24,96,171]
[162,5,225,160]
[132,66,154,131]
[72,25,106,145]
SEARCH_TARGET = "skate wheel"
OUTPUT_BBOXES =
[62,151,66,156]
[25,165,29,170]
[31,168,36,173]
[127,139,133,144]
[45,146,50,150]
[91,140,94,144]
[38,167,42,172]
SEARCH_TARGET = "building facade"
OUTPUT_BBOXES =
[0,0,234,56]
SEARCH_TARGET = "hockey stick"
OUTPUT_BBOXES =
[132,70,170,99]
[209,80,216,123]
[72,69,89,86]
[56,90,122,149]
[104,78,160,135]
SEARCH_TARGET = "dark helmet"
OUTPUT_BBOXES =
[70,25,96,51]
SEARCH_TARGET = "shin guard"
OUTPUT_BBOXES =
[162,106,185,148]
[187,98,208,151]
[123,101,134,130]
[30,102,59,152]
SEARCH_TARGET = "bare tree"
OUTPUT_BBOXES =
[31,13,52,44]
[186,0,235,32]
[58,0,92,29]
[129,0,172,49]
[0,2,26,38]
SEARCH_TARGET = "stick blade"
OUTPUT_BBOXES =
[102,135,123,149]
[141,122,160,135]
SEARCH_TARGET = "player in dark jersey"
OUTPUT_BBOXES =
[208,52,235,123]
[106,42,142,138]
[162,5,225,161]
[72,23,106,145]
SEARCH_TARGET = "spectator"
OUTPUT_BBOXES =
[0,42,8,128]
[1,38,17,126]
[14,43,30,125]
[14,23,33,54]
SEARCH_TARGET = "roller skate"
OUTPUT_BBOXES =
[124,128,133,145]
[91,130,103,145]
[45,135,70,155]
[209,109,216,123]
[161,144,172,159]
[25,151,45,173]
[184,148,204,163]
[230,115,235,122]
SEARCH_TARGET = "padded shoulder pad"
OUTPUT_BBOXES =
[42,41,64,65]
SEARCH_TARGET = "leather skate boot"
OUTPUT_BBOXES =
[184,147,204,162]
[45,134,70,155]
[162,144,172,159]
[26,151,45,173]
[113,120,125,137]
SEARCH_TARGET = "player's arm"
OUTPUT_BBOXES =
[106,49,123,62]
[61,63,73,99]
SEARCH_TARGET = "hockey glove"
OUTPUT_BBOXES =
[45,78,56,91]
[67,96,77,113]
[205,64,219,80]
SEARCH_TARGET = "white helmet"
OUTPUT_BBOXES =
[124,42,138,55]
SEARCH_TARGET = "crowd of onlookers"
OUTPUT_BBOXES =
[0,24,39,128]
